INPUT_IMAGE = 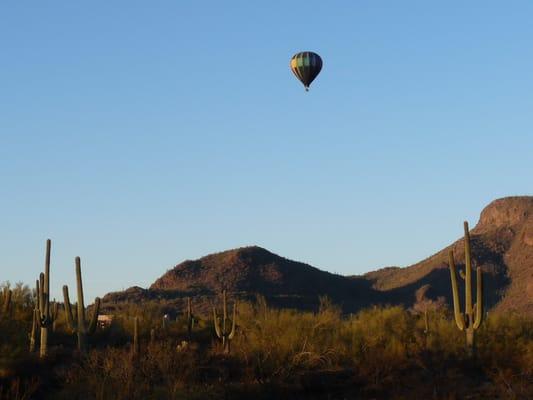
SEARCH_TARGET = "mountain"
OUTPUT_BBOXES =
[134,246,379,312]
[364,196,533,314]
[102,196,533,315]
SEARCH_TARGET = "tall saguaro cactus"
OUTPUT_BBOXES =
[37,239,57,358]
[63,257,101,354]
[132,316,140,355]
[448,221,484,355]
[213,290,236,354]
[186,297,196,339]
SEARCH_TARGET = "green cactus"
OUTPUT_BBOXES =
[36,239,57,358]
[448,221,484,355]
[51,302,59,333]
[29,309,38,352]
[1,288,12,318]
[422,309,430,349]
[186,297,196,340]
[213,290,237,354]
[132,316,140,355]
[63,257,101,354]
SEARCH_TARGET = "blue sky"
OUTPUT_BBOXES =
[1,2,532,302]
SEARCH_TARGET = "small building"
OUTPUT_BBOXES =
[97,314,113,328]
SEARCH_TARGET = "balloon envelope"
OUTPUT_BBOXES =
[290,51,323,91]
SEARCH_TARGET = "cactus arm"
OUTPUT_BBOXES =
[88,298,101,335]
[38,273,46,322]
[44,239,51,293]
[51,301,59,332]
[473,267,483,330]
[36,278,41,310]
[62,285,77,331]
[37,273,53,327]
[75,257,87,332]
[463,221,473,326]
[29,308,38,352]
[222,290,227,335]
[35,279,39,303]
[448,250,465,331]
[213,307,222,338]
[228,301,237,340]
[42,239,51,320]
[52,301,58,320]
[36,279,43,324]
[38,239,55,358]
[41,239,51,319]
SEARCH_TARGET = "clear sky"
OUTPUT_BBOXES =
[1,2,532,302]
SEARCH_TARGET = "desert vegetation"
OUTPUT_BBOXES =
[1,286,533,399]
[1,223,532,400]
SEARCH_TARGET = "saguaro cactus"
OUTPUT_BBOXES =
[186,297,196,339]
[448,221,484,355]
[51,302,59,333]
[36,239,57,358]
[132,316,140,355]
[213,290,236,354]
[63,257,101,353]
[1,288,12,318]
[422,310,430,349]
[29,309,38,352]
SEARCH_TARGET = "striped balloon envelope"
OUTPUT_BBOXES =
[290,51,323,91]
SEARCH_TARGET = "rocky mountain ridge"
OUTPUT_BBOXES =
[102,196,533,315]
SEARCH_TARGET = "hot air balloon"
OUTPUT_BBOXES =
[290,51,323,91]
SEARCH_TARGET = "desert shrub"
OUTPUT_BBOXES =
[0,282,35,358]
[234,296,344,381]
[55,340,201,400]
[1,295,533,399]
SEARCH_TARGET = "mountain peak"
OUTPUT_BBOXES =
[476,196,532,231]
[150,245,307,293]
[147,244,372,311]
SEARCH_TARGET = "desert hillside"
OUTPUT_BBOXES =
[103,196,533,315]
[364,196,533,314]
[105,246,380,313]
